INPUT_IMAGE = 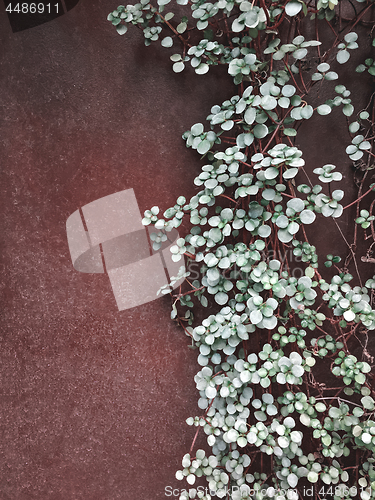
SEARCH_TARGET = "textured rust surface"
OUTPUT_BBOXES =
[0,2,232,498]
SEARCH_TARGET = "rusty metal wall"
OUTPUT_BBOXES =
[0,2,234,498]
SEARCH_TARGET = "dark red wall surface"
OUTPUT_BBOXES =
[0,2,374,499]
[0,2,234,498]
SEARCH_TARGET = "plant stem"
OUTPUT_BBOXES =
[343,185,375,210]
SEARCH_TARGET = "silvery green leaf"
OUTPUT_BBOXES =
[293,48,308,59]
[288,221,299,234]
[205,254,218,266]
[301,105,313,119]
[233,219,245,229]
[293,35,304,44]
[343,309,355,321]
[311,72,323,81]
[250,309,263,324]
[282,85,296,97]
[221,208,234,220]
[262,315,277,329]
[116,24,128,35]
[192,7,205,18]
[292,364,304,377]
[246,185,259,195]
[218,257,231,269]
[344,31,358,43]
[317,62,330,72]
[278,229,293,243]
[161,36,173,47]
[332,190,344,201]
[276,215,289,228]
[325,71,338,80]
[254,411,267,421]
[199,195,211,205]
[209,227,222,241]
[343,104,354,116]
[222,223,231,237]
[264,167,279,179]
[197,20,208,30]
[300,209,316,224]
[273,50,286,60]
[191,123,204,136]
[278,436,290,448]
[361,396,375,410]
[255,110,268,124]
[237,133,253,149]
[245,10,259,28]
[291,108,302,120]
[337,50,350,64]
[349,150,363,161]
[346,145,357,155]
[307,471,319,483]
[215,292,228,305]
[197,139,211,155]
[261,95,277,110]
[278,96,290,108]
[243,133,254,146]
[284,128,297,136]
[332,206,343,218]
[245,220,256,231]
[262,188,276,201]
[266,404,278,416]
[289,297,300,310]
[353,134,365,144]
[291,95,302,106]
[258,225,271,237]
[321,473,331,485]
[359,140,371,150]
[196,63,209,75]
[244,53,257,65]
[321,205,334,217]
[317,104,331,115]
[287,197,305,212]
[244,107,256,125]
[205,179,218,189]
[207,268,220,283]
[173,61,185,72]
[237,436,248,448]
[205,386,217,399]
[283,168,299,179]
[232,17,245,32]
[254,124,269,138]
[288,473,298,488]
[200,295,208,307]
[285,0,302,16]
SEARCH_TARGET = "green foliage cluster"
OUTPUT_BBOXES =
[109,0,375,498]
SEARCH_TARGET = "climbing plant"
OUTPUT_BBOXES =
[108,1,375,499]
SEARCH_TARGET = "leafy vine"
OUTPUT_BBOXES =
[108,0,375,498]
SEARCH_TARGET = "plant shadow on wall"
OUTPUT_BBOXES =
[108,0,375,499]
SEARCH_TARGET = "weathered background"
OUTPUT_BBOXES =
[0,1,374,499]
[0,2,233,498]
